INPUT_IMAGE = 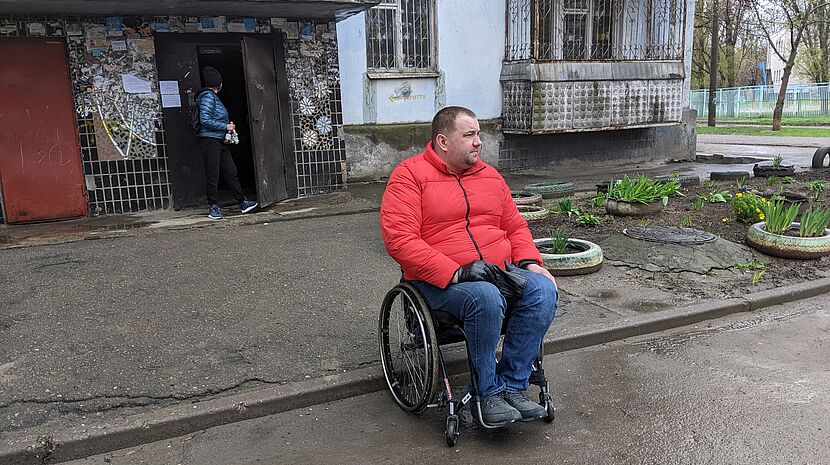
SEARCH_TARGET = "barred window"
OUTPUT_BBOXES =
[366,0,435,72]
[509,0,685,62]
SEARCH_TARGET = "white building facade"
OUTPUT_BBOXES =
[337,0,697,180]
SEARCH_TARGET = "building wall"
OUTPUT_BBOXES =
[339,0,697,181]
[337,0,504,178]
[0,14,345,219]
[766,30,810,86]
[498,108,696,170]
[336,0,504,125]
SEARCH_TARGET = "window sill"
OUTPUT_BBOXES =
[366,70,440,80]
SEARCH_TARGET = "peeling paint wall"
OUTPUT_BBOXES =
[343,120,503,181]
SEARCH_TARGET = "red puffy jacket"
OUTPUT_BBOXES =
[380,142,542,288]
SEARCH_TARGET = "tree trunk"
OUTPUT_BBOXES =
[707,0,719,126]
[773,64,795,131]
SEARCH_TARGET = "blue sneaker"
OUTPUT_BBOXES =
[208,204,223,220]
[239,200,258,213]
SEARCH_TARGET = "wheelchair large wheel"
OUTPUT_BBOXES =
[378,283,440,414]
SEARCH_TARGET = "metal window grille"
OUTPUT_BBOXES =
[507,0,685,62]
[366,0,435,71]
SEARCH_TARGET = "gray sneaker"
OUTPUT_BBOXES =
[501,391,546,421]
[476,394,522,425]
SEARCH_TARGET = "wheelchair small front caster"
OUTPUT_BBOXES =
[445,415,459,447]
[540,393,555,423]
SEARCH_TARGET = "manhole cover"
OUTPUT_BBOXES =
[623,226,717,245]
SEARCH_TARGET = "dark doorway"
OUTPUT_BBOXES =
[197,44,256,199]
[154,33,296,210]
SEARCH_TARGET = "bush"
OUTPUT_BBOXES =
[731,191,767,224]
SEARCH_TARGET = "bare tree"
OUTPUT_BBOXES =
[797,3,829,82]
[753,0,830,130]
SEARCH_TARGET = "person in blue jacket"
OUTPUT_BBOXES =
[196,66,257,219]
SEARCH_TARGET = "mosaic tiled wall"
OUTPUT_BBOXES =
[502,79,684,134]
[283,23,346,196]
[1,16,171,215]
[0,14,344,218]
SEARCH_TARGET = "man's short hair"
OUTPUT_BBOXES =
[431,106,477,146]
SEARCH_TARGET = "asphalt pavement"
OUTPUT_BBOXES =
[65,294,830,465]
[1,134,829,464]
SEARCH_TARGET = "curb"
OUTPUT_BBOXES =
[0,206,381,252]
[4,277,830,464]
[698,140,820,149]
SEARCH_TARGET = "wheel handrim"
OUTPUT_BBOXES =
[380,288,433,411]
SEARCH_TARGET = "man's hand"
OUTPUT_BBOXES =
[524,263,557,286]
[456,260,493,283]
[227,122,236,131]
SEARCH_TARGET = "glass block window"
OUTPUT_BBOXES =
[366,0,435,72]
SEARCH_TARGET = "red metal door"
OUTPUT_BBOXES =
[0,38,87,223]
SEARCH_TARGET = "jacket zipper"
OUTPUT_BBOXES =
[455,176,484,260]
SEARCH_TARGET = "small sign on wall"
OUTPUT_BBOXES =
[375,78,436,124]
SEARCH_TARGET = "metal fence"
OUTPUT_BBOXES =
[506,0,686,62]
[691,83,830,119]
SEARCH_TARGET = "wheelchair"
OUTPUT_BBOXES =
[378,281,555,446]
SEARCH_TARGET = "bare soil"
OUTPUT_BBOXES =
[526,169,830,296]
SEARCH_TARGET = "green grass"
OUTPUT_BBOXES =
[696,116,830,126]
[696,125,830,137]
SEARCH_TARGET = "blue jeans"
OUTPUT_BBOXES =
[414,267,558,398]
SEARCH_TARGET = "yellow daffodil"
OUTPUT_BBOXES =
[735,192,743,197]
[759,213,765,220]
[722,217,729,222]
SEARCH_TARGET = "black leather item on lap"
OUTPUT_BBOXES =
[457,260,527,302]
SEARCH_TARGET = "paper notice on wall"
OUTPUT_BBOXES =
[26,22,46,36]
[110,40,127,51]
[105,16,123,36]
[285,22,299,39]
[121,73,152,94]
[129,38,155,55]
[227,21,246,33]
[161,93,182,108]
[270,18,287,30]
[159,80,179,95]
[84,24,106,39]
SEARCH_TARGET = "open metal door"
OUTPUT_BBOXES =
[241,36,288,206]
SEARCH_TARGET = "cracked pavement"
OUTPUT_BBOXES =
[1,210,795,444]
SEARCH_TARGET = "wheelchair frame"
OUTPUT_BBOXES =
[378,282,555,446]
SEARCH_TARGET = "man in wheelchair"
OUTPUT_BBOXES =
[380,106,559,425]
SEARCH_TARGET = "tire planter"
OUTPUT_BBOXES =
[517,205,549,221]
[813,145,830,169]
[753,163,795,178]
[511,191,543,205]
[745,222,830,259]
[596,179,620,193]
[523,181,575,199]
[710,170,751,181]
[605,199,664,217]
[534,238,603,276]
[653,174,701,187]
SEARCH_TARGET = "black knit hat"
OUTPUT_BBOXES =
[202,66,222,88]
